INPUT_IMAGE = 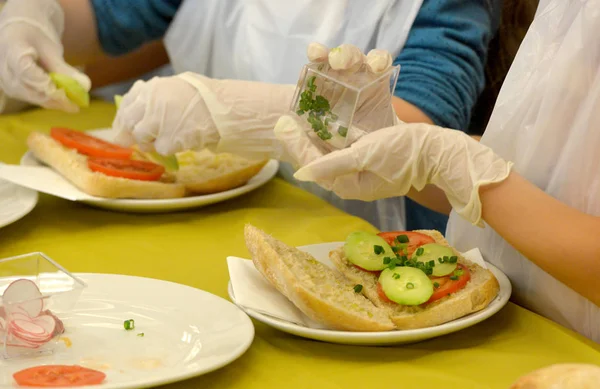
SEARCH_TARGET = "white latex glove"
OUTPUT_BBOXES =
[0,0,91,113]
[113,72,294,158]
[280,122,513,226]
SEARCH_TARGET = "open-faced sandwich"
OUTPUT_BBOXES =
[244,224,500,332]
[26,128,268,199]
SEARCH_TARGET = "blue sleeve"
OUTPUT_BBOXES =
[91,0,183,56]
[393,0,502,130]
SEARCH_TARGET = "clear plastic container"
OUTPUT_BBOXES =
[290,61,400,149]
[0,252,85,359]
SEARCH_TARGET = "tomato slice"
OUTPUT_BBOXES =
[353,265,382,276]
[427,264,471,304]
[377,282,394,304]
[88,157,165,181]
[51,127,133,159]
[13,365,106,387]
[377,231,435,257]
[376,264,471,306]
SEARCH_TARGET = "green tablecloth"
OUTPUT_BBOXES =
[0,102,598,388]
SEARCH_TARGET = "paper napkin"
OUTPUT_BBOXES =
[0,164,94,201]
[227,248,487,329]
[227,257,327,328]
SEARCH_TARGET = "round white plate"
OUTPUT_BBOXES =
[0,178,38,229]
[20,128,279,213]
[0,273,254,389]
[228,242,512,346]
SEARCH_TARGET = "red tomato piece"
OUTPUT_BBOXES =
[88,157,165,181]
[377,231,435,257]
[13,365,106,387]
[427,264,471,304]
[353,265,382,276]
[377,282,394,304]
[51,127,133,159]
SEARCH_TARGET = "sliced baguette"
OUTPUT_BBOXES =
[328,229,500,329]
[175,149,267,195]
[27,131,186,199]
[244,224,395,332]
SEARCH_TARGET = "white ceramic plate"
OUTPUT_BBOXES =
[0,178,37,229]
[228,242,512,346]
[0,273,254,389]
[20,128,279,213]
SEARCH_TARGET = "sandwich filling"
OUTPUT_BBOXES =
[344,231,471,306]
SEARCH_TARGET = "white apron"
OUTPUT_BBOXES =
[164,0,423,231]
[446,0,600,342]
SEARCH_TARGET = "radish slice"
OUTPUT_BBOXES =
[9,315,55,342]
[2,279,43,317]
[12,320,46,335]
[43,310,64,336]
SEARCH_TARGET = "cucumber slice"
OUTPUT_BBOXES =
[147,151,179,172]
[379,267,434,305]
[131,146,179,172]
[343,231,394,271]
[49,73,90,108]
[114,94,123,109]
[412,243,457,277]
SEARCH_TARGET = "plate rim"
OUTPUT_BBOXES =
[2,273,255,389]
[19,128,279,210]
[0,178,38,229]
[228,241,512,344]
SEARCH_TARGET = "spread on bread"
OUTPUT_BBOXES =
[244,224,500,332]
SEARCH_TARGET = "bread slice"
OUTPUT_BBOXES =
[244,224,395,332]
[509,364,600,388]
[27,132,186,199]
[175,149,267,195]
[328,229,500,329]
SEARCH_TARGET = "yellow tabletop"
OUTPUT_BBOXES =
[0,102,599,389]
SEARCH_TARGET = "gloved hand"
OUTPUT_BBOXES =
[112,42,396,158]
[0,0,91,113]
[280,122,513,226]
[112,72,295,158]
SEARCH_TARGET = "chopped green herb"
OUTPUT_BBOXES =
[317,130,332,141]
[353,284,363,293]
[449,275,459,281]
[373,245,384,255]
[137,333,144,337]
[124,319,135,330]
[433,282,440,289]
[383,257,392,265]
[338,126,348,137]
[453,269,464,277]
[392,273,400,280]
[449,256,458,264]
[396,235,409,244]
[406,282,415,289]
[415,247,424,256]
[438,257,446,264]
[428,260,435,267]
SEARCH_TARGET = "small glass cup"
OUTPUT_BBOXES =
[0,252,86,359]
[290,61,400,149]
